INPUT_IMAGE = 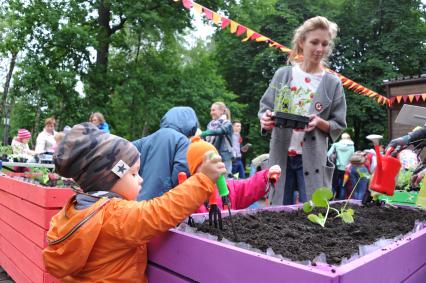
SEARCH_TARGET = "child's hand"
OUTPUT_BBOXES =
[199,151,227,183]
[268,165,281,181]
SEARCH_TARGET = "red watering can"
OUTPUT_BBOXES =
[367,135,401,196]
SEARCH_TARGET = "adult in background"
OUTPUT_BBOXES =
[258,16,347,205]
[35,117,57,154]
[133,106,199,201]
[90,112,110,133]
[231,121,246,179]
[200,102,233,177]
[327,133,354,199]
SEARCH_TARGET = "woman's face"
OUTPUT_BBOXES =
[91,116,100,126]
[45,123,55,133]
[299,29,331,67]
[210,104,222,120]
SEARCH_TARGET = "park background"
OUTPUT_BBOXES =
[0,0,425,159]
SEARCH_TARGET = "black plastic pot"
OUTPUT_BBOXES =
[1,154,8,161]
[273,112,310,129]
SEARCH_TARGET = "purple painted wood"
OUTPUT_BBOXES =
[149,230,339,283]
[336,227,426,283]
[403,262,426,283]
[148,203,426,283]
[147,264,193,283]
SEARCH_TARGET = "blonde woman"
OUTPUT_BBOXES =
[89,112,110,133]
[258,16,347,205]
[200,102,234,177]
[35,117,57,154]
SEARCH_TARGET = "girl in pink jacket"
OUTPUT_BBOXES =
[187,137,281,212]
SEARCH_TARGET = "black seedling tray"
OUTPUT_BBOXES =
[273,112,310,129]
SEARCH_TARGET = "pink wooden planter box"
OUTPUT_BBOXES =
[0,175,74,283]
[148,204,426,283]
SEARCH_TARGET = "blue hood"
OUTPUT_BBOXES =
[160,107,199,137]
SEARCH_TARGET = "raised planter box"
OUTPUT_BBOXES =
[147,204,426,283]
[0,175,74,283]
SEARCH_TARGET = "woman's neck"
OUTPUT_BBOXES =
[299,61,322,74]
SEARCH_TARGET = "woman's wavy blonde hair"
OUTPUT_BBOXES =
[287,16,338,65]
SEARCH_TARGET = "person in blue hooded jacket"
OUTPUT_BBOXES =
[133,106,199,201]
[90,112,110,133]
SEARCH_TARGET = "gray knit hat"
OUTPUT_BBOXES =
[54,123,140,192]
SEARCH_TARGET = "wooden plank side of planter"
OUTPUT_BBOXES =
[403,262,426,283]
[0,218,45,270]
[148,231,338,283]
[0,175,74,208]
[44,272,60,283]
[0,189,60,229]
[0,203,47,248]
[0,249,32,283]
[147,263,194,283]
[336,227,426,283]
[0,234,45,282]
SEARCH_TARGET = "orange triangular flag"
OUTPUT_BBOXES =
[280,47,292,53]
[396,96,402,103]
[422,94,426,101]
[230,20,238,33]
[377,97,383,103]
[255,36,269,42]
[408,95,414,103]
[242,29,254,42]
[212,12,221,25]
[193,2,203,14]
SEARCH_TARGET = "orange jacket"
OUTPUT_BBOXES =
[43,173,214,282]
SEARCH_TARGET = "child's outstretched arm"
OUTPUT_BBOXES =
[228,165,281,209]
[113,152,225,245]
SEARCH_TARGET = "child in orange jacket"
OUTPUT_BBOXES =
[43,123,226,282]
[187,137,281,212]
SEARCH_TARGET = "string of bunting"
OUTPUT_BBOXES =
[389,93,426,104]
[174,0,391,106]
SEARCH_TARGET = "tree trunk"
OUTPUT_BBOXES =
[88,0,126,110]
[32,95,43,145]
[1,51,18,116]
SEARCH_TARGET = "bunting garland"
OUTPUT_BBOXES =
[174,0,392,106]
[389,93,426,105]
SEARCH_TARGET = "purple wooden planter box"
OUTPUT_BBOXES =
[147,203,426,283]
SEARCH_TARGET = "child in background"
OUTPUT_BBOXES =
[187,137,281,212]
[43,123,225,282]
[11,129,35,156]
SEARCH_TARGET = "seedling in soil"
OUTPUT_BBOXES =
[303,187,354,227]
[271,85,315,129]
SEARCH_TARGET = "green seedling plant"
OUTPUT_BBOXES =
[273,86,292,113]
[303,187,355,227]
[303,187,349,227]
[32,167,50,185]
[303,170,371,227]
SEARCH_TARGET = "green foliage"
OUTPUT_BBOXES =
[312,187,334,208]
[396,169,413,191]
[0,0,425,152]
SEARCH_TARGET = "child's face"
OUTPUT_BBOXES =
[21,138,30,144]
[111,160,143,200]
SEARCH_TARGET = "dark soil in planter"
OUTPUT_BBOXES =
[196,204,426,265]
